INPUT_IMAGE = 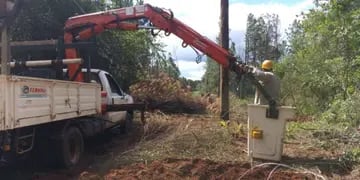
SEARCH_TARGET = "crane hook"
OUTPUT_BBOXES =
[164,30,171,36]
[150,22,161,37]
[181,41,188,48]
[195,55,203,64]
[166,9,174,20]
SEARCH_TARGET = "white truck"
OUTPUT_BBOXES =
[0,59,142,168]
[0,0,148,168]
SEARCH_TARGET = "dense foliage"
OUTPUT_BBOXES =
[279,0,360,126]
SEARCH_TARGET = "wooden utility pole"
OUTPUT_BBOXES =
[220,0,229,120]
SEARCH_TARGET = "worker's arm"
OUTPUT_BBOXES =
[252,68,273,82]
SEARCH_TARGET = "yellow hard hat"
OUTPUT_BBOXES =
[261,60,273,70]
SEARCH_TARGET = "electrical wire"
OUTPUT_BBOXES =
[237,162,326,180]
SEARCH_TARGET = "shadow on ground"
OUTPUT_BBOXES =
[0,120,146,180]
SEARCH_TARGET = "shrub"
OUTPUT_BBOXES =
[319,91,360,127]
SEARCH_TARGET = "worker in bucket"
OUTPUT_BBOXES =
[246,60,281,105]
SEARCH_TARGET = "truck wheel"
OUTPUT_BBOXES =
[59,126,84,168]
[120,112,133,134]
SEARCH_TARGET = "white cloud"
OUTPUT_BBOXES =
[143,0,314,79]
[177,60,206,81]
[229,0,313,34]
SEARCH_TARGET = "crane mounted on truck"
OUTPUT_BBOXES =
[0,1,145,168]
[63,3,278,116]
[0,3,278,168]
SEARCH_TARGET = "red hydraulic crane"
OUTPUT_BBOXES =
[64,4,238,81]
[64,3,278,118]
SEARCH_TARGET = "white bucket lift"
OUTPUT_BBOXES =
[247,104,295,161]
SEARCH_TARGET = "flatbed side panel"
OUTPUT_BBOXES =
[14,81,51,120]
[0,75,101,130]
[78,84,99,112]
[53,83,78,114]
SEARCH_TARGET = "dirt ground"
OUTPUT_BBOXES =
[1,110,359,180]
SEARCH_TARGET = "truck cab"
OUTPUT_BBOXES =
[64,68,134,127]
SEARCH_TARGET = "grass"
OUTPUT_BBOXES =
[114,112,248,167]
[286,120,360,151]
[285,118,360,175]
[106,110,360,179]
[191,90,202,97]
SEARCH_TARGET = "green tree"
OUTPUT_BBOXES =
[281,0,360,118]
[201,57,220,94]
[164,53,180,79]
[245,13,257,64]
[245,13,283,65]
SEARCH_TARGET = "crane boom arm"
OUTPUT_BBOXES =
[64,4,240,81]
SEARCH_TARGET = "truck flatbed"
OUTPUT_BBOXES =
[0,75,101,131]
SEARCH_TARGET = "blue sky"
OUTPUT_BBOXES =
[143,0,314,80]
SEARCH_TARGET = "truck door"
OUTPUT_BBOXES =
[101,73,128,125]
[104,73,127,105]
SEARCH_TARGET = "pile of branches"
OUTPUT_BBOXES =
[130,73,206,114]
[201,93,220,114]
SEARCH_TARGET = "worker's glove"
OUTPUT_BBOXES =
[237,64,250,74]
[244,65,255,74]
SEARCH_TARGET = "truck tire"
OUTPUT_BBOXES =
[120,112,133,134]
[59,126,84,168]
